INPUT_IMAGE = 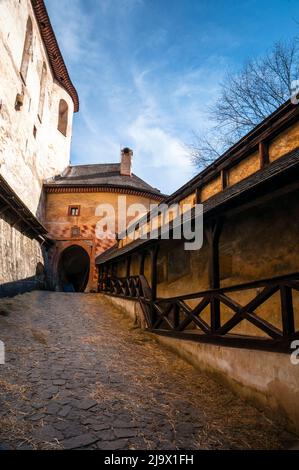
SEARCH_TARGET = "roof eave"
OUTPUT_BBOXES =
[43,183,166,199]
[31,0,79,112]
[167,100,298,203]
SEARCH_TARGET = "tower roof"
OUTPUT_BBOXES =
[44,163,166,200]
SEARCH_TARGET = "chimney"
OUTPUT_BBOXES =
[120,147,133,176]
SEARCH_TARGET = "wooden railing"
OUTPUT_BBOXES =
[100,272,299,352]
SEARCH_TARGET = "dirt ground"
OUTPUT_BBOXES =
[0,291,297,450]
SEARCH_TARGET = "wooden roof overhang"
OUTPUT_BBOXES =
[44,184,165,201]
[31,0,79,112]
[96,147,299,266]
[0,176,52,246]
[118,100,299,242]
[166,100,299,204]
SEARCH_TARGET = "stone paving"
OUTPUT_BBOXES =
[0,291,297,450]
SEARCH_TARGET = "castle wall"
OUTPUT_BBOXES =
[0,0,76,295]
[0,213,44,294]
[0,0,74,217]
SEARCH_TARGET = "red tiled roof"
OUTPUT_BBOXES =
[31,0,79,112]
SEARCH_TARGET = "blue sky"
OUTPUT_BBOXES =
[45,0,298,195]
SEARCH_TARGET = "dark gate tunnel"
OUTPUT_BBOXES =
[58,246,90,292]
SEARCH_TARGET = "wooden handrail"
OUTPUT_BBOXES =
[99,272,299,351]
[154,271,299,303]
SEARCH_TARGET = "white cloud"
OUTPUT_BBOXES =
[45,0,92,62]
[45,0,230,194]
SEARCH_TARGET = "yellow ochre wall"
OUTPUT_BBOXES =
[119,119,299,249]
[152,189,299,338]
[44,190,160,290]
[114,119,299,338]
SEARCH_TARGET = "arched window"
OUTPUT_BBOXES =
[20,17,33,84]
[58,99,68,136]
[38,62,47,122]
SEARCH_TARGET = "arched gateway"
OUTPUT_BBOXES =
[58,245,90,292]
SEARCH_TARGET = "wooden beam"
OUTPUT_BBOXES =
[206,220,223,289]
[0,191,44,239]
[220,177,299,220]
[150,244,159,301]
[195,187,201,204]
[259,141,269,168]
[280,286,295,336]
[0,204,10,216]
[12,217,23,228]
[139,251,146,275]
[98,266,103,291]
[221,169,228,190]
[126,256,131,278]
[206,219,223,333]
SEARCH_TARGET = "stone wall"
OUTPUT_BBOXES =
[0,0,74,217]
[0,214,44,294]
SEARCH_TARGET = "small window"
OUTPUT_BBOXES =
[58,99,68,136]
[71,226,81,238]
[20,17,33,84]
[68,205,80,216]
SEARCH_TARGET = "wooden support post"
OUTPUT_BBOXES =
[139,251,146,276]
[221,169,228,190]
[102,265,108,291]
[98,267,102,291]
[99,267,105,292]
[149,244,159,327]
[206,220,223,333]
[150,245,159,301]
[106,264,112,292]
[195,187,202,204]
[173,303,180,329]
[126,256,131,278]
[280,286,295,336]
[111,264,115,276]
[259,141,269,168]
[206,220,222,289]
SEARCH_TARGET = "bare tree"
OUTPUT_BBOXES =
[191,38,299,170]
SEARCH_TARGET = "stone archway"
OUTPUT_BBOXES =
[58,245,90,292]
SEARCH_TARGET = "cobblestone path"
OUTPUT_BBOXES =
[0,291,296,450]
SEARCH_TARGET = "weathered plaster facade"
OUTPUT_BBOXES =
[154,189,299,336]
[0,0,77,291]
[0,0,74,217]
[45,190,163,291]
[0,215,43,285]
